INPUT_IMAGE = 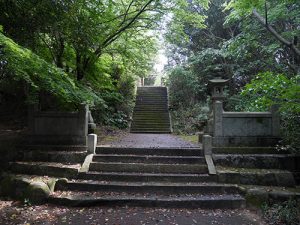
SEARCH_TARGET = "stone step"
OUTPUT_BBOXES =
[131,120,170,125]
[135,99,168,102]
[93,154,205,164]
[130,125,171,130]
[137,88,166,91]
[135,101,167,104]
[212,147,288,154]
[132,117,169,121]
[213,154,296,170]
[131,120,170,123]
[78,172,217,183]
[130,125,171,128]
[130,130,171,134]
[135,104,167,107]
[96,147,203,156]
[131,120,170,124]
[131,118,170,121]
[138,88,167,92]
[130,128,171,133]
[135,101,168,104]
[23,145,87,152]
[134,107,168,110]
[136,94,167,97]
[131,123,170,127]
[136,98,167,101]
[131,122,170,126]
[132,115,170,119]
[217,166,296,187]
[133,111,169,115]
[23,151,86,163]
[9,161,80,178]
[49,191,245,209]
[55,180,242,195]
[130,126,171,130]
[89,162,208,174]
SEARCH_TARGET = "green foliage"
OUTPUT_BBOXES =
[166,0,299,137]
[171,103,209,134]
[0,33,101,108]
[240,72,300,113]
[168,67,202,108]
[262,199,300,225]
[0,0,163,80]
[238,72,300,151]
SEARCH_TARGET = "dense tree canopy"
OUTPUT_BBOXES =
[165,0,299,149]
[0,0,299,144]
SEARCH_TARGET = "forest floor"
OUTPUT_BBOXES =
[0,199,266,225]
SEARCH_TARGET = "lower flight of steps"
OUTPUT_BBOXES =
[130,86,171,133]
[49,146,246,209]
[9,145,87,179]
[213,147,297,187]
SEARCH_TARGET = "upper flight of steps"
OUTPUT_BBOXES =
[49,146,246,209]
[130,86,171,133]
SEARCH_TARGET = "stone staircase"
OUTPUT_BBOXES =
[213,147,297,187]
[7,144,299,208]
[130,86,171,133]
[9,145,87,179]
[49,146,246,208]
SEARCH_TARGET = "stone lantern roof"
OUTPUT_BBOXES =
[208,77,229,86]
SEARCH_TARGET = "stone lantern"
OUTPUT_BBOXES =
[208,77,229,103]
[203,77,229,136]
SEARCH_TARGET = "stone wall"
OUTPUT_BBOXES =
[208,101,280,147]
[27,105,88,145]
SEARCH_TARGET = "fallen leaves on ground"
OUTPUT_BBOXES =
[0,199,266,225]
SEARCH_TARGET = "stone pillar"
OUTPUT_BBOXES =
[28,104,39,134]
[78,104,89,145]
[203,135,212,155]
[213,101,223,137]
[88,134,97,154]
[88,111,96,134]
[271,104,280,137]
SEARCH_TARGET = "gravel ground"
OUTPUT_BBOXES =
[0,200,266,225]
[99,133,200,148]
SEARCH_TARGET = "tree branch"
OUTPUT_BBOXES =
[252,9,300,57]
[95,0,155,55]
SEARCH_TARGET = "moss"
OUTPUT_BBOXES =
[246,191,268,208]
[25,181,50,204]
[178,135,199,144]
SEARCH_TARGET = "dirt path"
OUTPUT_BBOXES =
[99,133,200,148]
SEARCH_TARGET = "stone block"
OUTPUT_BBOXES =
[203,135,212,155]
[26,181,51,204]
[88,134,97,154]
[246,189,269,208]
[275,172,296,187]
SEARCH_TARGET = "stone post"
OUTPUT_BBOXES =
[28,104,39,134]
[88,134,97,154]
[271,104,280,137]
[203,135,212,155]
[78,104,89,145]
[88,111,96,134]
[213,101,223,137]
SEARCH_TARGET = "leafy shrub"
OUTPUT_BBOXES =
[237,72,300,152]
[171,103,209,134]
[0,32,102,108]
[262,199,300,225]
